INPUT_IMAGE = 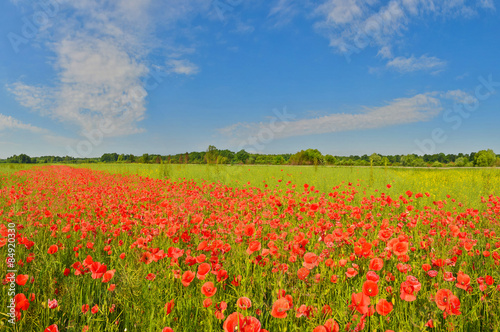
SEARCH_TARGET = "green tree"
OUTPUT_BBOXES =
[474,149,496,167]
[235,150,249,164]
[369,153,382,166]
[205,145,218,164]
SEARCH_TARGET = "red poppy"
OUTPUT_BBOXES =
[246,241,261,255]
[369,258,383,271]
[362,280,379,297]
[44,324,59,332]
[323,319,340,332]
[201,282,217,297]
[146,273,156,281]
[165,299,174,315]
[82,304,89,313]
[346,268,358,278]
[181,271,195,287]
[90,262,107,279]
[16,274,29,286]
[393,241,409,256]
[197,263,211,280]
[47,245,58,254]
[348,292,369,315]
[223,312,261,332]
[162,328,173,332]
[237,297,252,310]
[102,269,115,283]
[303,252,318,270]
[376,299,393,316]
[14,293,30,311]
[435,289,461,315]
[271,298,290,318]
[297,267,310,280]
[91,304,99,314]
[203,298,212,308]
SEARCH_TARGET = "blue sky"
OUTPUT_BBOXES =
[0,0,499,158]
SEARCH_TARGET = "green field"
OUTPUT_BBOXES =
[68,163,500,206]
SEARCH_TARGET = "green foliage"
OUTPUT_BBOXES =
[474,149,496,167]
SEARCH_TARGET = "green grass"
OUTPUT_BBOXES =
[73,163,500,206]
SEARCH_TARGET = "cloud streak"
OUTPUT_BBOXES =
[0,113,47,133]
[386,55,447,73]
[218,92,456,146]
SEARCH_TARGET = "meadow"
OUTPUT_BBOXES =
[1,164,499,331]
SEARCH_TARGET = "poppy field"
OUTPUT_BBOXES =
[1,165,500,331]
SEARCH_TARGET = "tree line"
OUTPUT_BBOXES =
[1,148,499,167]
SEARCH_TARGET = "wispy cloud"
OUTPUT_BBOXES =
[218,92,445,145]
[0,113,47,133]
[7,0,208,137]
[268,0,300,27]
[386,55,447,73]
[166,59,200,75]
[313,0,495,56]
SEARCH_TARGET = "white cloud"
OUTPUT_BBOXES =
[386,55,447,73]
[313,0,495,55]
[166,59,200,75]
[441,89,476,104]
[0,113,47,133]
[268,0,300,26]
[7,0,207,138]
[377,46,392,59]
[478,0,495,10]
[218,92,444,144]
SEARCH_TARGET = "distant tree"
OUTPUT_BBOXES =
[117,154,124,162]
[454,157,466,167]
[474,149,496,167]
[369,153,382,166]
[236,150,249,164]
[139,153,150,164]
[324,154,336,165]
[205,145,218,164]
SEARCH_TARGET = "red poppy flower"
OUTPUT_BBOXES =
[303,252,318,270]
[14,293,30,311]
[162,328,173,332]
[271,298,290,318]
[102,269,115,283]
[362,280,379,297]
[16,274,29,286]
[91,304,99,314]
[197,263,211,280]
[47,245,58,254]
[201,282,217,297]
[348,292,369,315]
[48,299,58,309]
[223,312,261,332]
[82,304,89,313]
[323,319,340,332]
[393,241,409,256]
[346,268,358,278]
[435,289,461,315]
[376,299,393,316]
[237,297,252,310]
[90,262,107,279]
[181,271,195,287]
[165,299,174,315]
[246,241,261,255]
[297,267,310,280]
[369,258,383,271]
[203,298,212,308]
[44,324,59,332]
[146,273,156,281]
